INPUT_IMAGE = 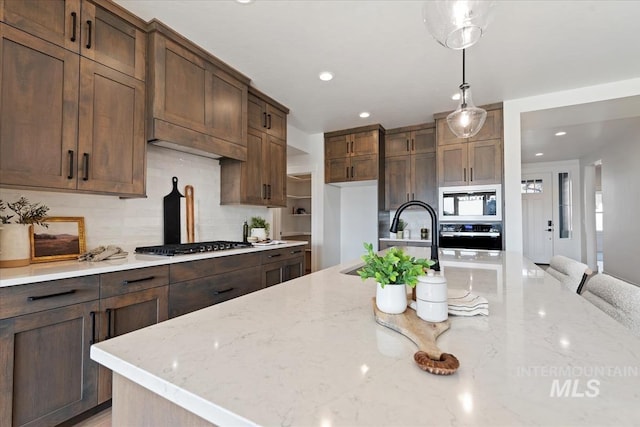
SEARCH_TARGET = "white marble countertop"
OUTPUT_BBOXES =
[0,241,307,288]
[91,247,640,426]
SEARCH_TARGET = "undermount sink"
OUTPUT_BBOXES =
[340,264,363,276]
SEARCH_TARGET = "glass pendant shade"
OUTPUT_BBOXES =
[422,0,494,50]
[446,83,487,138]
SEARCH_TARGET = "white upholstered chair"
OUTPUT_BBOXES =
[582,274,640,337]
[545,255,593,294]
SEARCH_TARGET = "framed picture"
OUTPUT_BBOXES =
[30,217,86,263]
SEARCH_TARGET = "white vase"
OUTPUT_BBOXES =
[0,223,31,268]
[251,227,267,241]
[376,283,408,314]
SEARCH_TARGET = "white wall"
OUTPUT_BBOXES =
[339,184,378,263]
[0,145,269,253]
[284,126,330,271]
[522,160,582,261]
[503,77,640,254]
[580,132,640,284]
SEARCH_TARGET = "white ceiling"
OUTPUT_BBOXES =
[114,0,640,162]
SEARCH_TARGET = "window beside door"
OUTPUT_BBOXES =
[558,172,572,239]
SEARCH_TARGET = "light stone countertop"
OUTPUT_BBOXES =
[91,247,640,426]
[0,241,307,288]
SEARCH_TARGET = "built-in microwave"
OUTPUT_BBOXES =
[439,184,502,222]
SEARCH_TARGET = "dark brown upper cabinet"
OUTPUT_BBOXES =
[220,88,288,207]
[435,105,503,186]
[324,125,384,184]
[0,0,147,196]
[384,124,437,209]
[146,20,249,161]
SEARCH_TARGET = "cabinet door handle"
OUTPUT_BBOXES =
[90,311,97,344]
[350,166,354,179]
[105,308,113,339]
[406,193,409,202]
[463,167,467,182]
[412,139,415,151]
[82,153,89,181]
[268,253,282,258]
[67,150,74,179]
[85,20,92,49]
[262,184,267,199]
[406,139,409,152]
[267,184,272,200]
[263,112,267,128]
[411,192,415,200]
[345,167,349,179]
[267,114,272,130]
[27,289,76,301]
[213,287,234,295]
[350,140,353,153]
[70,12,77,42]
[290,249,303,254]
[345,141,349,154]
[470,167,473,182]
[122,276,155,286]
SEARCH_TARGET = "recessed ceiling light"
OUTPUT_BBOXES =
[318,71,334,81]
[359,112,370,118]
[451,93,461,101]
[535,152,544,157]
[555,131,567,136]
[235,0,254,4]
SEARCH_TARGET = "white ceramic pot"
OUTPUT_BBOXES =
[376,283,408,314]
[250,227,267,241]
[396,230,404,239]
[416,271,448,322]
[0,223,31,268]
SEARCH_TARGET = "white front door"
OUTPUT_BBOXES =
[522,173,553,263]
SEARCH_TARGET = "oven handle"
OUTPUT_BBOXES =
[440,232,501,237]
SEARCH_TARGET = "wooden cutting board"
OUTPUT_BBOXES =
[373,298,460,375]
[163,177,184,244]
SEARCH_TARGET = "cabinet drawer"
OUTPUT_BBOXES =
[169,266,262,318]
[261,246,305,264]
[170,252,261,283]
[100,266,169,298]
[0,275,99,320]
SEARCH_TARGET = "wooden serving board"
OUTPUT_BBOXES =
[373,298,460,375]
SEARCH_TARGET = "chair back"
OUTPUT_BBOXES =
[582,274,640,336]
[546,255,592,293]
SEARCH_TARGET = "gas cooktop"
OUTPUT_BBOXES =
[135,241,252,256]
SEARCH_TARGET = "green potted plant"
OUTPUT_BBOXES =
[395,219,407,239]
[0,197,49,268]
[249,216,270,241]
[357,242,434,314]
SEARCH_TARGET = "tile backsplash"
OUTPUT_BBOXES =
[0,145,269,253]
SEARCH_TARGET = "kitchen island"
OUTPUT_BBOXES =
[91,248,640,426]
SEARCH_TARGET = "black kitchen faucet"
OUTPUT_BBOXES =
[389,200,440,271]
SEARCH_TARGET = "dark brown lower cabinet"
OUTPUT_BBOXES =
[169,266,262,318]
[0,300,99,427]
[97,286,169,404]
[262,254,305,287]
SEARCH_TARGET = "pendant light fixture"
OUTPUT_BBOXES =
[422,0,494,50]
[446,49,487,138]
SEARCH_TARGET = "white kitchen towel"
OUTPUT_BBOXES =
[447,289,489,316]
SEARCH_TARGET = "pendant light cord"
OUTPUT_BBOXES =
[462,48,466,85]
